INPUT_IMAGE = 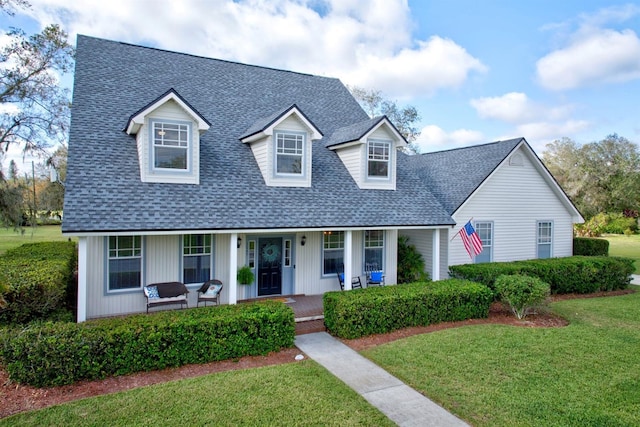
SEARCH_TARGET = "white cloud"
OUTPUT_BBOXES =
[415,125,485,152]
[470,92,574,124]
[343,36,487,98]
[22,0,485,98]
[537,28,640,90]
[537,4,640,91]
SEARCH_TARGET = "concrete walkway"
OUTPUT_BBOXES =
[631,275,640,285]
[295,332,469,427]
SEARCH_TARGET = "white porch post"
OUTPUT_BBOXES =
[432,229,441,281]
[344,230,353,290]
[229,233,238,304]
[77,237,87,322]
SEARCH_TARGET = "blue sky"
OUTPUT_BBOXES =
[2,0,639,173]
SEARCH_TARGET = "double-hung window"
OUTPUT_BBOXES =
[474,222,493,263]
[108,236,142,291]
[183,234,212,284]
[364,230,384,271]
[275,132,304,175]
[537,221,553,259]
[323,231,344,276]
[153,121,189,170]
[367,139,391,179]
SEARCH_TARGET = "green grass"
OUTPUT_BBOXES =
[604,234,640,274]
[0,360,394,427]
[363,291,640,427]
[0,225,71,256]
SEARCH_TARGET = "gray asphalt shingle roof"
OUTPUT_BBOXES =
[62,36,514,234]
[414,138,523,214]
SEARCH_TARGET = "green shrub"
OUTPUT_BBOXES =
[323,280,493,339]
[449,256,634,294]
[494,275,550,319]
[397,235,429,283]
[573,237,609,256]
[0,301,295,387]
[0,241,77,325]
[575,212,638,237]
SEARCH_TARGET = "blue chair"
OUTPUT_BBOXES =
[336,271,363,291]
[367,270,385,286]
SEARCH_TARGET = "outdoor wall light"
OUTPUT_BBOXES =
[301,235,306,246]
[237,237,242,248]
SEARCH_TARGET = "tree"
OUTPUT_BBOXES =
[348,85,422,153]
[0,0,74,227]
[8,159,18,180]
[543,134,640,218]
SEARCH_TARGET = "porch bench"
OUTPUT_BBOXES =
[143,282,189,313]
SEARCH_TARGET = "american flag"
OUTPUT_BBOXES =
[458,220,483,258]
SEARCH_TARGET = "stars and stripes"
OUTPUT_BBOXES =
[458,220,483,258]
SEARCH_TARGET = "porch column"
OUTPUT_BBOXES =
[229,233,238,304]
[344,230,353,290]
[432,229,441,281]
[77,237,87,322]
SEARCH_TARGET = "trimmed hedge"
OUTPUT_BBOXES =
[574,237,609,256]
[449,256,634,294]
[0,241,77,324]
[0,301,295,387]
[495,275,550,320]
[323,280,493,339]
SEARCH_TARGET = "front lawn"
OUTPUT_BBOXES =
[364,291,640,427]
[0,225,71,256]
[604,234,640,273]
[0,360,394,426]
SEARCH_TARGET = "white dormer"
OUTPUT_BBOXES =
[326,117,407,190]
[125,89,210,184]
[240,105,323,187]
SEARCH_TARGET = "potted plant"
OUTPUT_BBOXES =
[237,265,255,285]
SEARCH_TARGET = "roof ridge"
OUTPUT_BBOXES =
[423,138,523,156]
[78,34,330,80]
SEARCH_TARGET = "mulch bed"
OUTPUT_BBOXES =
[1,288,634,419]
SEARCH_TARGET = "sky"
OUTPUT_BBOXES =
[2,0,640,174]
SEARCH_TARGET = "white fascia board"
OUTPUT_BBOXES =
[266,107,323,141]
[327,140,361,150]
[126,92,210,135]
[364,118,407,147]
[63,224,454,237]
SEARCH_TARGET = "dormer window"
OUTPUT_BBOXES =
[240,104,322,188]
[367,139,391,179]
[125,88,210,185]
[326,116,406,190]
[152,121,190,170]
[276,131,305,175]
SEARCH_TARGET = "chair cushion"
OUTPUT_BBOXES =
[205,284,222,296]
[145,286,159,300]
[370,272,383,282]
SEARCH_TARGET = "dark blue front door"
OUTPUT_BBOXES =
[258,237,282,296]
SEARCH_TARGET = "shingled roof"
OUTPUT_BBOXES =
[63,36,523,234]
[414,138,524,214]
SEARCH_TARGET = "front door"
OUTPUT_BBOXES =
[258,237,282,296]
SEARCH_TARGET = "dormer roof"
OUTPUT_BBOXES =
[124,88,211,135]
[325,116,408,149]
[240,104,323,143]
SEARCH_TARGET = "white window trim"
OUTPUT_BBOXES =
[363,230,385,273]
[537,220,554,259]
[322,231,344,277]
[366,138,392,181]
[274,130,306,178]
[182,234,214,285]
[474,221,493,263]
[149,118,192,174]
[106,236,143,294]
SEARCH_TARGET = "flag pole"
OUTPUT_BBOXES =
[449,217,473,241]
